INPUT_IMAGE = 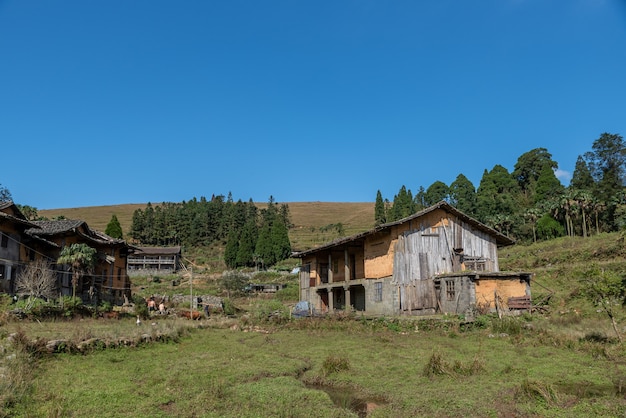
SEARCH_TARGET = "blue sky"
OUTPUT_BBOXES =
[1,1,625,209]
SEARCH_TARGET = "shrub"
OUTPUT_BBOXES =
[220,271,250,298]
[252,300,289,323]
[517,379,558,404]
[275,284,299,302]
[222,298,236,316]
[321,355,350,376]
[133,295,149,319]
[424,351,485,378]
[490,316,522,335]
[423,353,452,378]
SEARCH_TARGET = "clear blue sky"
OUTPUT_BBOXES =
[1,1,625,209]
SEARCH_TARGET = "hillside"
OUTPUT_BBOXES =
[39,201,376,251]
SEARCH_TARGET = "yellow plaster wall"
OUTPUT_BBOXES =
[474,278,528,309]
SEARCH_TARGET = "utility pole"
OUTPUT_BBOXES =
[189,265,193,315]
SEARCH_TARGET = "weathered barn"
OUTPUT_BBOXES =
[294,201,531,317]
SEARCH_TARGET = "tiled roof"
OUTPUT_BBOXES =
[0,211,40,229]
[26,219,125,246]
[29,219,85,235]
[135,246,181,255]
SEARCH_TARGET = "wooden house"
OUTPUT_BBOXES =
[26,219,133,305]
[0,202,41,294]
[126,246,181,272]
[294,201,532,317]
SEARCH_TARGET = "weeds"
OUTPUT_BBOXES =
[423,351,486,378]
[517,378,558,405]
[491,316,523,335]
[321,355,350,376]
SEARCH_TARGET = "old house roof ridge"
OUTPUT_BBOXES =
[293,200,514,257]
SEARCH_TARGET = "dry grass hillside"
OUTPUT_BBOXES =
[39,201,376,251]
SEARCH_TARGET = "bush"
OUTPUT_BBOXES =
[321,355,350,376]
[222,298,236,316]
[220,271,250,298]
[275,284,299,302]
[133,295,149,319]
[252,300,289,323]
[491,316,522,335]
[99,300,113,313]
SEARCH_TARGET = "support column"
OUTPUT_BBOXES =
[328,254,333,283]
[344,286,351,311]
[344,250,350,281]
[328,289,334,312]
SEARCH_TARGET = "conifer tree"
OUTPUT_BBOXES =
[271,217,291,263]
[224,230,240,268]
[424,181,449,206]
[535,164,564,203]
[571,155,594,191]
[449,174,476,216]
[236,218,258,267]
[374,190,386,226]
[105,214,123,239]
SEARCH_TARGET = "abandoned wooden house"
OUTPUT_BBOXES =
[25,219,133,305]
[294,201,532,317]
[0,201,40,294]
[126,246,181,273]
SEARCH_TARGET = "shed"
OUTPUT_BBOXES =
[294,201,532,317]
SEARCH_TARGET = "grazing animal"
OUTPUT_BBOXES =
[101,311,119,319]
[180,310,201,320]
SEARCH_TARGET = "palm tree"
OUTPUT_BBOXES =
[57,243,97,299]
[524,207,542,243]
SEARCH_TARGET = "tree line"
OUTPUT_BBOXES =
[375,132,626,242]
[128,194,292,269]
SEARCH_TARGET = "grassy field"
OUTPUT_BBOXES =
[6,208,626,416]
[39,201,375,251]
[3,315,625,417]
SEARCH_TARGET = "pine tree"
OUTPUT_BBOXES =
[571,155,594,191]
[449,174,476,216]
[535,164,564,203]
[105,214,123,239]
[374,190,386,226]
[255,223,273,268]
[271,218,291,263]
[476,165,519,224]
[224,230,240,268]
[236,218,258,267]
[424,181,449,206]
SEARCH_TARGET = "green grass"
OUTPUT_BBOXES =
[3,316,626,417]
[10,212,626,416]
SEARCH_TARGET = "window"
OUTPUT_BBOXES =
[374,282,383,302]
[446,280,456,301]
[320,264,329,283]
[1,233,8,248]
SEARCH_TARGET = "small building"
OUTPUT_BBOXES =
[26,219,133,306]
[0,202,40,294]
[294,201,531,317]
[127,246,181,273]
